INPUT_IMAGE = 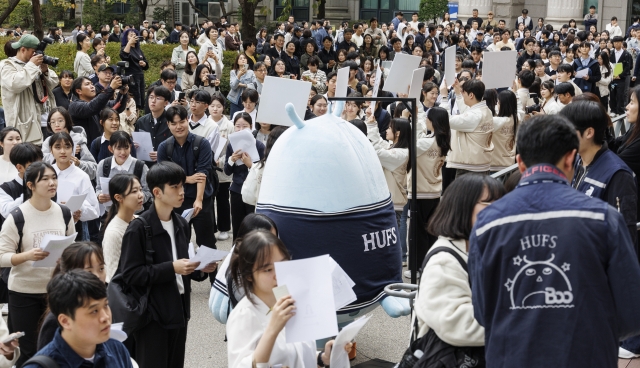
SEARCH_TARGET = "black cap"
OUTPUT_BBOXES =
[98,64,116,73]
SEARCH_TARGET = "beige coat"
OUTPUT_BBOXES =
[367,123,409,211]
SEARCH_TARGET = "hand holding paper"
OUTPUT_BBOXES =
[32,233,78,267]
[329,315,372,368]
[188,246,229,271]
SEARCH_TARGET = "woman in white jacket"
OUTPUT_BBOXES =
[597,52,613,112]
[491,90,523,173]
[226,230,351,368]
[242,126,287,206]
[198,26,224,77]
[73,34,93,78]
[171,31,195,85]
[415,174,504,345]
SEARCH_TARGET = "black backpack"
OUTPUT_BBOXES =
[397,245,485,368]
[0,180,23,230]
[102,156,145,180]
[163,135,220,196]
[20,355,59,368]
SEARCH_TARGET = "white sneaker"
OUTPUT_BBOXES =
[403,270,420,279]
[217,231,229,241]
[619,347,640,359]
[1,304,8,315]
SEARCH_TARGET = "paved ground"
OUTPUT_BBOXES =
[183,233,412,367]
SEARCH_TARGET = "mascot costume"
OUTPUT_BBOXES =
[210,102,410,327]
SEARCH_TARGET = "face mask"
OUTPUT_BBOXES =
[356,59,361,66]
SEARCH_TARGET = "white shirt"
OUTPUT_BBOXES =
[160,219,185,294]
[112,154,134,172]
[0,174,22,218]
[189,114,221,153]
[352,33,363,48]
[0,157,17,186]
[615,48,624,62]
[231,110,258,130]
[53,163,99,221]
[606,23,623,38]
[226,295,316,368]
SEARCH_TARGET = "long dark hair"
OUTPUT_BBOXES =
[52,242,104,278]
[258,126,287,169]
[102,174,139,235]
[599,51,611,78]
[483,89,498,116]
[427,107,452,157]
[497,90,519,147]
[184,51,199,75]
[389,118,412,172]
[194,64,212,87]
[625,86,640,146]
[0,127,21,155]
[24,161,56,201]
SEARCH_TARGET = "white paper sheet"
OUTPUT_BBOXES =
[32,233,78,267]
[110,322,128,342]
[372,66,382,98]
[132,132,153,161]
[444,45,457,88]
[384,54,422,95]
[329,257,357,310]
[482,50,518,89]
[214,137,227,162]
[188,242,196,259]
[575,68,589,79]
[228,129,260,163]
[275,255,338,343]
[99,177,112,207]
[409,68,426,100]
[335,67,350,98]
[182,208,194,222]
[381,61,392,70]
[56,182,74,203]
[330,315,372,368]
[255,76,312,127]
[64,193,87,213]
[189,246,229,271]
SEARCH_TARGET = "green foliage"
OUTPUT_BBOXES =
[41,3,67,28]
[152,6,171,23]
[419,0,449,24]
[0,37,236,100]
[276,0,292,22]
[122,4,141,26]
[81,0,112,30]
[0,0,34,28]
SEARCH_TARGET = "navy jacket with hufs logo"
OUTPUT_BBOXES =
[469,164,640,368]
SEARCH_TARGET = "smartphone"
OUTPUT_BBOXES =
[208,74,217,82]
[208,46,213,52]
[178,92,185,101]
[1,332,24,344]
[242,64,248,71]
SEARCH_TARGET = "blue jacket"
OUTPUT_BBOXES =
[314,27,329,50]
[469,164,640,368]
[25,328,132,368]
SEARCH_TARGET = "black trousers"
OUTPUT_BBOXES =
[601,95,610,112]
[131,73,146,110]
[230,190,255,240]
[441,165,457,195]
[611,77,630,114]
[177,196,216,249]
[409,198,440,272]
[133,319,187,368]
[215,182,231,232]
[8,291,47,366]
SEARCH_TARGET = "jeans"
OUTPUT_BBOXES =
[399,203,409,261]
[229,100,243,117]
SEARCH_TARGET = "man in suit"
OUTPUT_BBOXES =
[610,36,634,116]
[267,33,285,59]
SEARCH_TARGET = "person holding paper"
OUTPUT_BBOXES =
[610,36,633,117]
[227,230,352,368]
[0,161,76,365]
[209,93,234,241]
[224,113,266,239]
[89,108,138,163]
[119,162,216,368]
[572,41,602,95]
[242,127,287,206]
[135,86,172,167]
[158,106,218,267]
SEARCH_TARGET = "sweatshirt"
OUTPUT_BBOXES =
[0,201,75,294]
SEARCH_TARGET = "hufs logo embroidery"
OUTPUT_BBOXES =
[505,253,574,309]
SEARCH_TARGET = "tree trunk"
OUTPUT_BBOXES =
[32,0,44,40]
[0,0,21,26]
[139,0,147,25]
[317,0,326,19]
[70,0,76,19]
[239,0,258,42]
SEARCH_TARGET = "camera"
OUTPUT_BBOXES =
[525,93,541,114]
[208,74,217,82]
[36,37,59,67]
[115,61,135,87]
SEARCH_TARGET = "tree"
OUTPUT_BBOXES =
[419,0,449,24]
[0,0,22,28]
[238,0,263,42]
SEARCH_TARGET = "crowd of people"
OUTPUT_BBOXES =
[0,6,638,368]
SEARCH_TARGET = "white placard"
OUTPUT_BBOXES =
[372,66,383,98]
[383,54,421,95]
[99,177,112,207]
[444,45,457,88]
[189,246,229,271]
[255,76,312,127]
[32,233,78,267]
[214,137,227,162]
[381,61,392,70]
[482,50,518,90]
[132,132,153,161]
[330,315,372,368]
[275,255,338,343]
[335,66,350,98]
[64,193,87,213]
[409,68,426,100]
[228,129,260,163]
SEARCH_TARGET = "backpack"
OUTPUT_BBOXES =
[163,135,220,196]
[20,355,59,368]
[102,156,145,180]
[397,245,485,368]
[0,180,23,230]
[2,204,72,284]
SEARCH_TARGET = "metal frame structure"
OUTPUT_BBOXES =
[329,96,420,284]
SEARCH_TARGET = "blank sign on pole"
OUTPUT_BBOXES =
[482,50,518,90]
[255,76,312,127]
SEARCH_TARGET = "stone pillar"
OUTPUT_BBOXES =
[458,0,492,22]
[546,0,583,28]
[493,0,525,28]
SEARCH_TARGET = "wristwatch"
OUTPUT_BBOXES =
[317,351,326,367]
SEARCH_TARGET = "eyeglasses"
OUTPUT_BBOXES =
[149,96,166,102]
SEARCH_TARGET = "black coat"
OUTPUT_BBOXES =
[119,205,207,329]
[52,86,72,110]
[68,87,127,143]
[572,58,602,94]
[134,112,171,167]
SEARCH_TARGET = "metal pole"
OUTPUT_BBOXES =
[328,96,419,284]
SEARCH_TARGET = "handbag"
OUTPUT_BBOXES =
[107,216,155,335]
[398,244,485,368]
